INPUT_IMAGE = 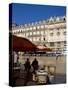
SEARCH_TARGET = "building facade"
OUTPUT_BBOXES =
[11,16,66,52]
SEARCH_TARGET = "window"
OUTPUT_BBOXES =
[37,26,40,29]
[33,32,36,35]
[43,37,45,41]
[29,38,32,41]
[57,42,61,44]
[57,32,60,36]
[39,38,41,41]
[63,31,66,35]
[50,42,54,46]
[41,31,44,35]
[22,33,25,37]
[26,33,29,36]
[21,30,22,33]
[33,27,36,30]
[50,32,53,36]
[64,41,66,47]
[33,37,36,41]
[30,27,32,30]
[31,22,34,25]
[41,37,43,40]
[26,28,29,31]
[15,31,17,34]
[56,28,59,30]
[63,17,66,22]
[64,41,66,44]
[30,32,32,35]
[41,25,44,29]
[57,42,61,47]
[36,37,40,41]
[49,17,54,22]
[37,31,40,35]
[45,25,48,29]
[56,17,60,22]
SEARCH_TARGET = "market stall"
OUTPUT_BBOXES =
[9,34,56,85]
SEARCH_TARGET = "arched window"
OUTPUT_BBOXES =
[50,32,54,36]
[33,26,36,30]
[43,37,45,41]
[37,26,40,29]
[41,25,44,29]
[57,32,60,36]
[63,31,66,35]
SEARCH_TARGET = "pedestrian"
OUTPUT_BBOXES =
[24,58,31,72]
[24,58,31,85]
[32,58,39,73]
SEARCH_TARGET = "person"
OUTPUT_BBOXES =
[24,58,31,86]
[24,58,31,72]
[32,58,39,73]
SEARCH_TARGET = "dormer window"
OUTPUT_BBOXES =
[63,17,66,21]
[49,17,54,22]
[56,17,60,22]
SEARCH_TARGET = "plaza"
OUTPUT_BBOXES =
[9,3,66,86]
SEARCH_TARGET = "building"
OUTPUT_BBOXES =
[11,16,66,52]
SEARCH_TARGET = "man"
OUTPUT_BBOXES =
[24,58,31,71]
[32,58,39,73]
[24,58,31,85]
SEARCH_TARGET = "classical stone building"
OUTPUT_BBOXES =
[11,16,66,52]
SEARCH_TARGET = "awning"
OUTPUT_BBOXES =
[37,45,52,52]
[12,35,37,51]
[9,33,52,52]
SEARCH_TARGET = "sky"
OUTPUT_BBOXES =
[11,3,66,25]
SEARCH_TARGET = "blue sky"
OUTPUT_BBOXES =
[12,3,66,25]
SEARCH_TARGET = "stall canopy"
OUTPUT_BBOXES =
[13,35,37,51]
[37,45,52,52]
[12,35,52,52]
